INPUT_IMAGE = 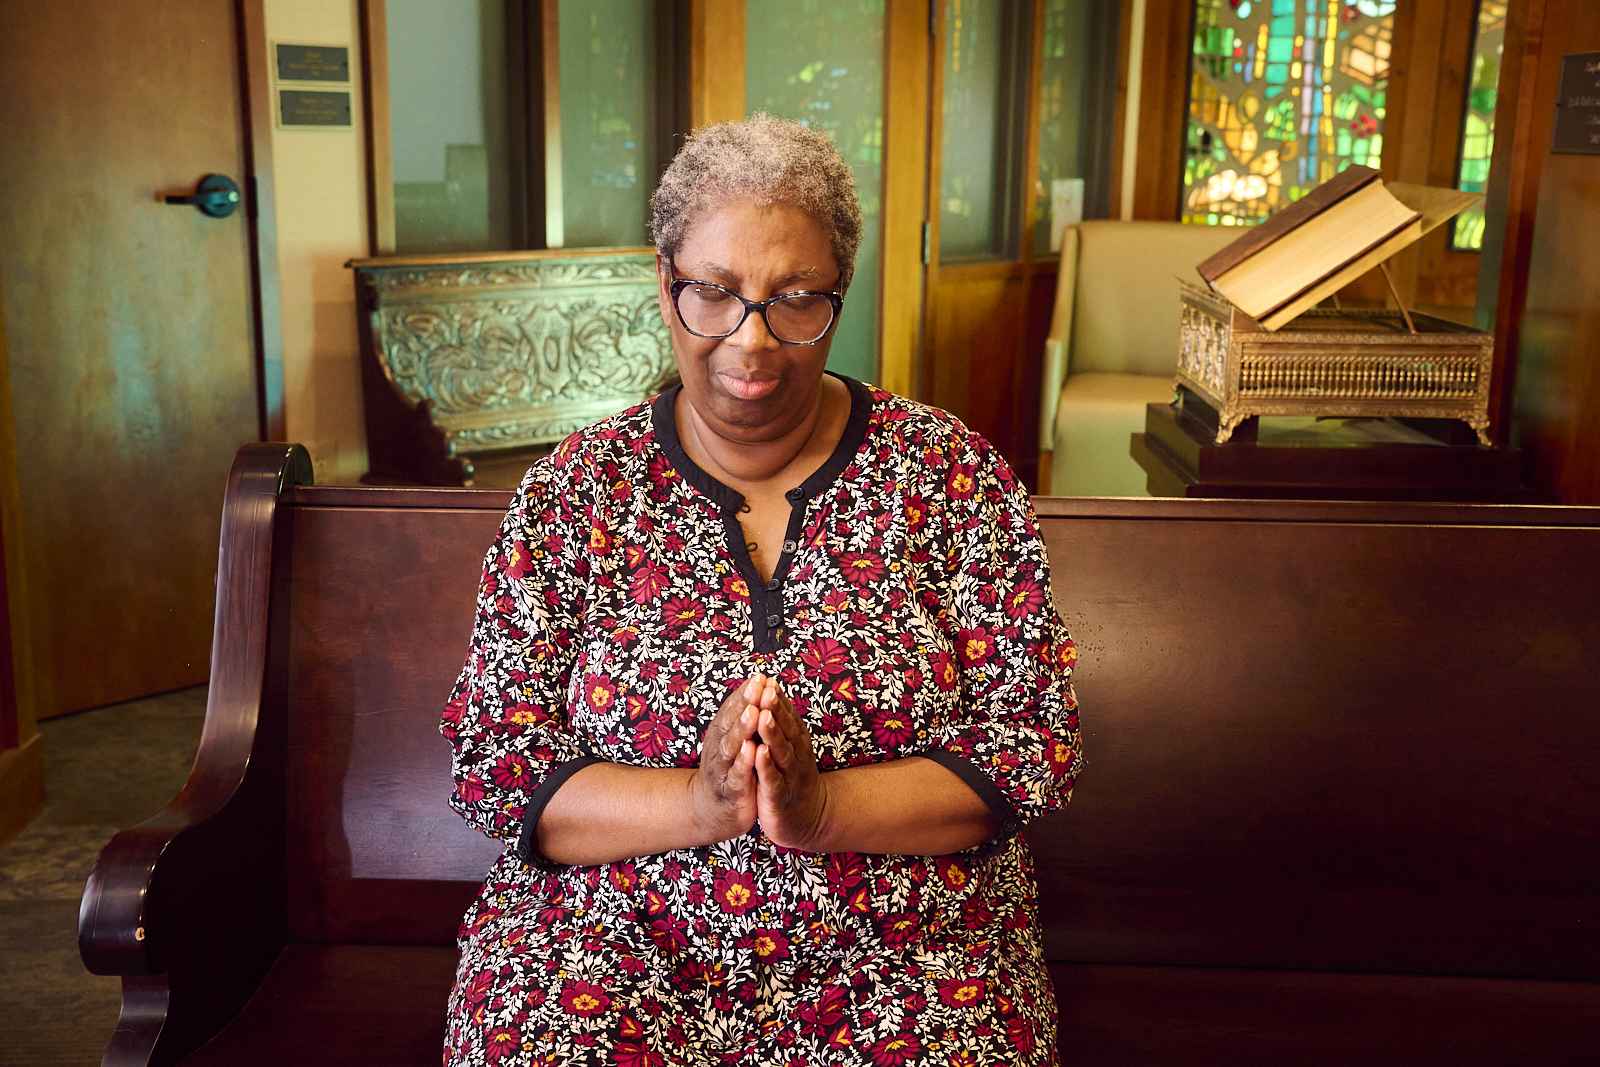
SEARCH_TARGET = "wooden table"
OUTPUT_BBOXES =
[1131,393,1541,501]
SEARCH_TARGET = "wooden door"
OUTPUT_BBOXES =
[919,0,1120,485]
[0,2,264,718]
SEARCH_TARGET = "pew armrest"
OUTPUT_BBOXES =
[78,444,311,1066]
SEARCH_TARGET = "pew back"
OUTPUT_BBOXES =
[275,486,1600,980]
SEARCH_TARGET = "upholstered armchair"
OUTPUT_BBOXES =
[1038,221,1236,496]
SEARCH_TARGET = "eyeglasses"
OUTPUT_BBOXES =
[667,265,843,346]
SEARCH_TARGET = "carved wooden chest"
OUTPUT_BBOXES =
[350,248,676,485]
[1177,280,1494,446]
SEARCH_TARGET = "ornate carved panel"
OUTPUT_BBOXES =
[351,249,676,484]
[1176,281,1494,446]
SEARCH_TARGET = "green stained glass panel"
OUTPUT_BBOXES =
[1183,0,1394,227]
[1450,1,1507,252]
[746,0,886,385]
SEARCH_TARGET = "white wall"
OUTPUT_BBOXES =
[264,0,369,483]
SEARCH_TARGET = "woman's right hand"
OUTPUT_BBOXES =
[688,675,763,845]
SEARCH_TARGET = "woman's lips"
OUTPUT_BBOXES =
[716,371,780,400]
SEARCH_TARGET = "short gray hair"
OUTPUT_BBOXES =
[649,113,864,291]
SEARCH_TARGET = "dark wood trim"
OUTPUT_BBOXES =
[359,0,395,255]
[879,0,932,399]
[285,484,512,511]
[1018,0,1047,266]
[1477,0,1551,445]
[539,0,563,247]
[1379,0,1479,311]
[347,244,655,270]
[1106,0,1134,220]
[504,0,533,248]
[1033,493,1600,526]
[920,0,947,410]
[79,444,312,1066]
[1010,0,1049,472]
[281,480,1600,530]
[1130,0,1191,221]
[0,292,40,831]
[0,283,30,756]
[688,0,745,128]
[237,0,285,441]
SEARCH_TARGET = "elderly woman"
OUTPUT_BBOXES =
[440,114,1083,1066]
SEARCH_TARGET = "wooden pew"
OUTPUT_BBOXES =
[79,444,1600,1065]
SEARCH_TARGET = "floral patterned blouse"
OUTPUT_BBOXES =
[440,373,1083,1066]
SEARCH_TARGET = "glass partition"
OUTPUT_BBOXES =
[939,0,1029,259]
[387,0,515,252]
[559,0,658,247]
[1032,0,1119,255]
[746,0,886,384]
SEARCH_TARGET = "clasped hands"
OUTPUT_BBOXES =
[689,673,831,851]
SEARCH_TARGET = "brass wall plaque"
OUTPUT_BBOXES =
[278,90,352,129]
[275,43,349,83]
[1553,52,1600,155]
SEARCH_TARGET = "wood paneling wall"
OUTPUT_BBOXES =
[879,0,932,400]
[0,283,44,845]
[1478,0,1552,443]
[689,0,744,128]
[1379,0,1480,313]
[1492,0,1600,503]
[1125,0,1191,221]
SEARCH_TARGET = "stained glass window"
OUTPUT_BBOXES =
[1183,0,1396,227]
[1450,1,1506,252]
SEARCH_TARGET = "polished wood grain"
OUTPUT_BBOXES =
[359,0,397,256]
[1030,501,1600,984]
[1506,0,1600,503]
[80,455,1600,1064]
[1377,0,1479,312]
[1048,963,1600,1066]
[79,444,311,1066]
[0,0,264,718]
[1126,0,1191,221]
[0,284,44,844]
[539,0,564,247]
[879,0,932,399]
[241,0,285,442]
[240,0,284,441]
[1132,399,1537,502]
[183,945,459,1065]
[689,0,745,128]
[1477,0,1553,447]
[1106,0,1133,219]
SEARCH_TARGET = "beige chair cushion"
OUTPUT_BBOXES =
[1068,222,1239,377]
[1049,372,1176,497]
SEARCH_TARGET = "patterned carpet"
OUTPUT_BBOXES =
[0,687,206,1066]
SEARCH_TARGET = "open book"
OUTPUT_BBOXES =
[1196,167,1480,331]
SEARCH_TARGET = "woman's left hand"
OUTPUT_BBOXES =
[753,678,832,851]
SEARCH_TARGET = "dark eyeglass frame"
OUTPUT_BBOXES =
[666,262,844,346]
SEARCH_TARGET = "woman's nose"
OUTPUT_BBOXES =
[729,305,781,352]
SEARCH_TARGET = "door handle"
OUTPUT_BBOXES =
[164,174,241,218]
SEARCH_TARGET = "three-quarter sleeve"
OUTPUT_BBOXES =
[922,434,1084,840]
[440,450,600,854]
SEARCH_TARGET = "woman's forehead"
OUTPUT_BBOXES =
[676,199,838,281]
